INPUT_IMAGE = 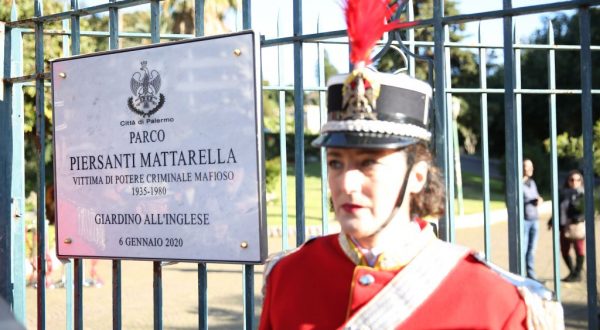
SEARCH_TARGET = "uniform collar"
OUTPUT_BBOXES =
[338,219,437,270]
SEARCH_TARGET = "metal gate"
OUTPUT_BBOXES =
[1,0,599,329]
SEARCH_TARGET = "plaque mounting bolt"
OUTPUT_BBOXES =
[233,48,242,57]
[59,72,67,78]
[240,241,249,249]
[64,238,72,244]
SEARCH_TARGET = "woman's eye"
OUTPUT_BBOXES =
[361,159,377,168]
[327,159,343,170]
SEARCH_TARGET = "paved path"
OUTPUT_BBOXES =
[25,205,598,329]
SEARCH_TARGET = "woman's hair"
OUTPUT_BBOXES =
[563,169,583,189]
[405,142,445,218]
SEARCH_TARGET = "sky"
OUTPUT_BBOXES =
[80,0,576,86]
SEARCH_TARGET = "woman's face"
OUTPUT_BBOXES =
[568,173,583,189]
[326,148,409,240]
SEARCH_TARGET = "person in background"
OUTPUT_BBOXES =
[259,1,563,328]
[558,170,586,282]
[522,158,543,280]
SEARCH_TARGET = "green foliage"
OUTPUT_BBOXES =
[263,133,321,163]
[262,86,297,133]
[523,144,552,195]
[376,0,474,79]
[265,157,281,194]
[323,49,339,83]
[484,9,600,158]
[262,89,280,132]
[544,120,600,176]
[458,172,508,213]
[159,0,238,36]
[556,151,600,209]
[496,143,553,195]
[263,50,337,133]
[518,10,600,145]
[374,1,480,153]
[267,162,330,226]
[550,132,583,159]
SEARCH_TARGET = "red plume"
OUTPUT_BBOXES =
[344,0,417,66]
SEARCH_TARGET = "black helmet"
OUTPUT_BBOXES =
[312,68,433,150]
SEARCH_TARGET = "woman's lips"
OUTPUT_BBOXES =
[341,203,363,213]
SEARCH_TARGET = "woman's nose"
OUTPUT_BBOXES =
[341,169,363,193]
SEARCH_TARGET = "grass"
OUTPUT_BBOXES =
[267,162,334,226]
[266,163,508,226]
[453,172,507,215]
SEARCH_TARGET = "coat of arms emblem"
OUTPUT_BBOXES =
[128,60,166,117]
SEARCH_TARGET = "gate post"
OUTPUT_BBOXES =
[433,0,450,241]
[502,0,524,275]
[578,7,599,330]
[9,2,25,322]
[0,21,14,306]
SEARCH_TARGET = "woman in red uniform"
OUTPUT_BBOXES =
[259,1,563,329]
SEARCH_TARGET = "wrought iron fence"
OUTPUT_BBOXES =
[0,0,599,329]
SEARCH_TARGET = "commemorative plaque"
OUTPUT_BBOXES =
[51,31,267,263]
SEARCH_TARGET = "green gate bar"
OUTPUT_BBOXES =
[578,6,598,330]
[0,14,15,319]
[107,0,124,327]
[433,0,451,241]
[293,0,306,247]
[33,1,47,328]
[59,3,73,329]
[477,23,492,261]
[193,1,208,329]
[12,12,26,326]
[546,21,561,298]
[241,1,256,328]
[502,0,523,276]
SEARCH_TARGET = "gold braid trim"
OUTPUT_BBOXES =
[343,239,468,329]
[321,120,431,141]
[517,287,565,330]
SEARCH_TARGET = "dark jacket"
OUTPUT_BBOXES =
[559,187,584,226]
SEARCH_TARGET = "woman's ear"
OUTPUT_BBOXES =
[408,160,428,194]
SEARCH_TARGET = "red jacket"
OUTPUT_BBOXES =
[260,230,528,329]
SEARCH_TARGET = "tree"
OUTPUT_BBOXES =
[517,9,600,149]
[545,120,600,176]
[160,0,237,35]
[375,1,477,80]
[322,49,339,84]
[484,9,600,193]
[374,0,481,154]
[484,9,600,159]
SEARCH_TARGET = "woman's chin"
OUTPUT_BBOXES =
[337,218,375,239]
